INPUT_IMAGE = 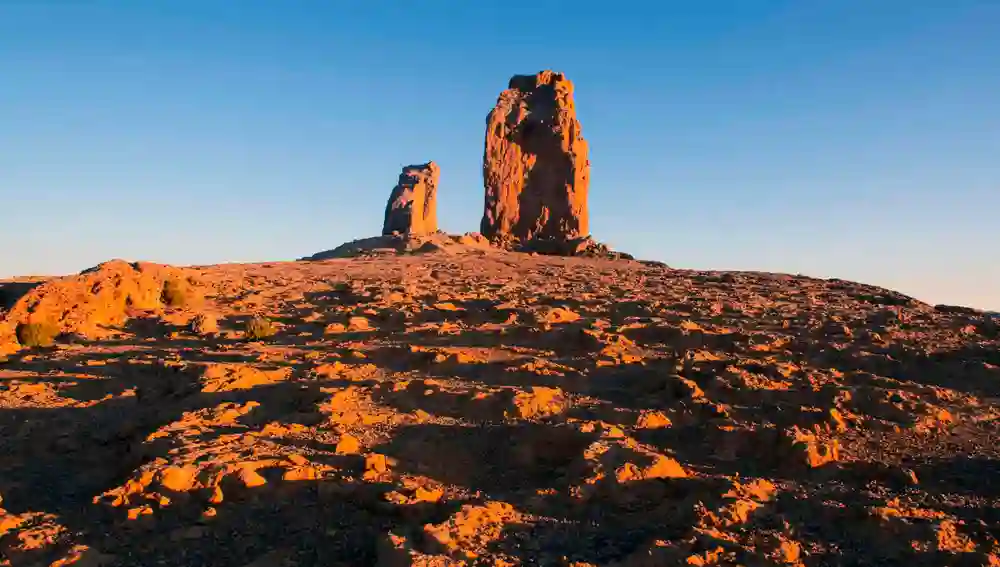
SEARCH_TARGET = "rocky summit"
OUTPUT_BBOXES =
[1,250,999,566]
[382,162,440,237]
[482,71,590,244]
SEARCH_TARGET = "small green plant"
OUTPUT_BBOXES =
[244,316,276,341]
[161,279,191,308]
[15,321,59,348]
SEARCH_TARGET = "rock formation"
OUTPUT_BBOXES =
[382,162,440,236]
[481,70,589,243]
[0,260,196,349]
[516,235,634,260]
[300,232,493,261]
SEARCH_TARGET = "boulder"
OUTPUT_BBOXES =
[382,162,440,236]
[481,70,589,243]
[0,260,195,342]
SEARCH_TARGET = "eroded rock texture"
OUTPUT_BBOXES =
[382,162,439,236]
[0,260,196,348]
[482,70,589,243]
[3,252,999,566]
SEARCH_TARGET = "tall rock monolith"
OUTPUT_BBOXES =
[481,70,589,244]
[382,161,440,236]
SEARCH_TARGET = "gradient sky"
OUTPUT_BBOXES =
[2,1,998,309]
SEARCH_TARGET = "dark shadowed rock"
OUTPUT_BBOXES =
[516,236,635,260]
[934,304,983,315]
[0,281,44,311]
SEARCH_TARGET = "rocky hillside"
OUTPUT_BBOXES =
[1,250,998,566]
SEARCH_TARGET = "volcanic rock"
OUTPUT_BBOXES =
[481,70,589,244]
[0,260,195,346]
[516,236,634,260]
[382,162,440,236]
[1,252,998,565]
[300,232,494,261]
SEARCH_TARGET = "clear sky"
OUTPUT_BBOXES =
[2,1,998,309]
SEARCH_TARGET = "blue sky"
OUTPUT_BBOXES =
[2,1,997,309]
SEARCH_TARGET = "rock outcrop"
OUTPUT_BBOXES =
[382,162,440,236]
[516,236,635,260]
[481,70,589,244]
[0,260,196,347]
[300,232,493,261]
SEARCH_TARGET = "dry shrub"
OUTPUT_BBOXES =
[189,313,219,336]
[15,321,59,347]
[244,316,276,341]
[161,279,191,308]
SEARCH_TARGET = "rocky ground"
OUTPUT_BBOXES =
[0,247,998,566]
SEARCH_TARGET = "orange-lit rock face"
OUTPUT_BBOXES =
[0,259,195,345]
[3,244,998,565]
[382,161,440,236]
[482,70,589,243]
